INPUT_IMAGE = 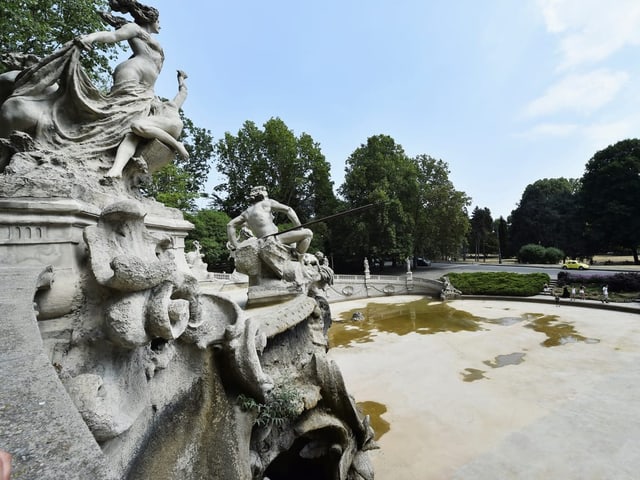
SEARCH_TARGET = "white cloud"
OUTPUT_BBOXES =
[517,119,635,148]
[517,123,578,139]
[583,120,635,148]
[536,0,640,68]
[523,70,628,117]
[537,0,569,33]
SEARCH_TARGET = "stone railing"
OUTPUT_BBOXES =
[197,272,444,303]
[326,273,443,303]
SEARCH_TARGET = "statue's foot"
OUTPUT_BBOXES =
[177,145,189,159]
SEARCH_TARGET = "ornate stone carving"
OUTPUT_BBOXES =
[83,201,200,348]
[226,185,337,307]
[185,240,213,281]
[0,2,374,478]
[441,275,462,300]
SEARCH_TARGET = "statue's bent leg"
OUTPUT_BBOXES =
[0,97,44,139]
[106,132,138,178]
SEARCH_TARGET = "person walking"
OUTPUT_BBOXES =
[602,284,609,303]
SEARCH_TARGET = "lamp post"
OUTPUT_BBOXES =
[495,220,503,264]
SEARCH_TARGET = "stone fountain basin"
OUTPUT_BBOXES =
[329,296,640,480]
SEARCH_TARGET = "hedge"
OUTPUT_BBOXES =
[556,271,640,293]
[447,272,550,296]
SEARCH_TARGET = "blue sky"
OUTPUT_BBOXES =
[145,0,640,219]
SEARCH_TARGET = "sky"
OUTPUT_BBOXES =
[142,0,640,219]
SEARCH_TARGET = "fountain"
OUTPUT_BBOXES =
[0,2,376,478]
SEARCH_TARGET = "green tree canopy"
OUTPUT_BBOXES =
[184,209,232,271]
[144,111,214,212]
[469,207,493,260]
[212,117,338,222]
[144,112,214,212]
[0,0,121,84]
[176,113,214,196]
[509,177,582,257]
[413,154,470,260]
[581,139,640,263]
[337,135,418,265]
[144,164,199,212]
[495,216,508,261]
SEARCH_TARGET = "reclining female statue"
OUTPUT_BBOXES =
[0,0,187,170]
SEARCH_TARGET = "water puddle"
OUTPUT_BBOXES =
[524,315,600,347]
[461,368,487,382]
[329,299,484,348]
[357,400,390,441]
[484,352,526,368]
[462,352,526,382]
[484,316,525,326]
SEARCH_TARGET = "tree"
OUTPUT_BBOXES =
[412,155,470,261]
[495,216,508,262]
[335,143,470,270]
[469,207,493,261]
[175,113,214,196]
[0,0,121,85]
[144,163,199,211]
[337,135,418,267]
[212,117,338,244]
[509,178,582,257]
[581,139,640,263]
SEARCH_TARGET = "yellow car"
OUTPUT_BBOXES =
[562,260,589,270]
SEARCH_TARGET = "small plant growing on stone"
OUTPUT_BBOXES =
[238,385,301,427]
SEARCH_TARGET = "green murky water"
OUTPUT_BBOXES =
[357,401,390,441]
[461,368,487,382]
[524,314,601,347]
[330,301,600,350]
[329,299,484,348]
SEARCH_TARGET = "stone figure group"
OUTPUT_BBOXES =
[0,2,378,478]
[0,0,189,179]
[227,185,313,258]
[226,186,332,305]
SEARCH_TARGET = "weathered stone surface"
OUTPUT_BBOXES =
[0,3,377,478]
[246,305,376,479]
[0,267,114,479]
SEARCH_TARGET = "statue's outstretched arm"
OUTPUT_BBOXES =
[172,70,188,108]
[76,23,142,50]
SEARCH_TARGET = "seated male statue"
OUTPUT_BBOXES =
[227,185,313,259]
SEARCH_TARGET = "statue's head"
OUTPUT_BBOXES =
[250,186,268,201]
[108,0,159,27]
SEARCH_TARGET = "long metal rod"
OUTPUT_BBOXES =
[266,203,378,238]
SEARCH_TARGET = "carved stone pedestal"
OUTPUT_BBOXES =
[0,197,193,320]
